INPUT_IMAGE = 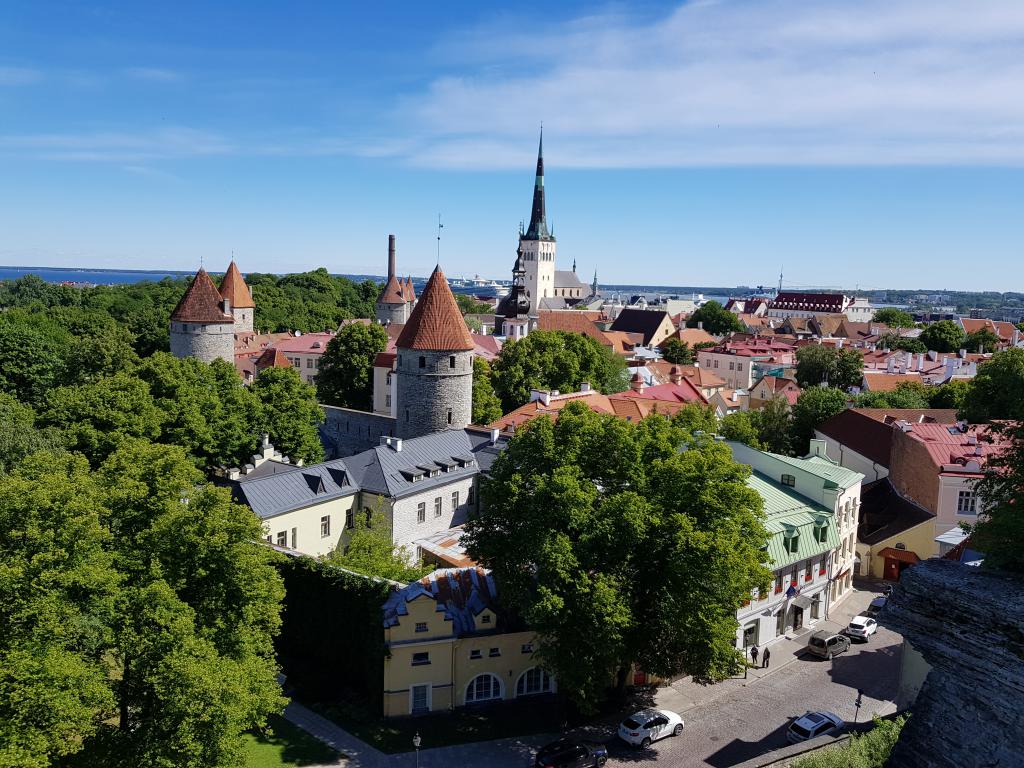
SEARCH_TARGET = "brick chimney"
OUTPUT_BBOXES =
[630,372,645,394]
[669,366,682,385]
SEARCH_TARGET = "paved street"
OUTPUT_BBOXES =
[285,584,902,768]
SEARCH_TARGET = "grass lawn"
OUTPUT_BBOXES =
[312,696,566,754]
[243,713,343,767]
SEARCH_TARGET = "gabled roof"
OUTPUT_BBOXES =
[858,479,934,546]
[663,327,718,347]
[170,268,234,324]
[404,276,416,302]
[618,379,706,404]
[537,311,612,347]
[554,270,586,289]
[255,347,292,371]
[762,450,864,490]
[769,292,846,313]
[862,371,924,392]
[747,472,840,569]
[396,266,474,351]
[219,260,255,308]
[609,308,672,345]
[233,459,355,520]
[383,567,498,634]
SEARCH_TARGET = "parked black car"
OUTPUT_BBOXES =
[535,739,609,768]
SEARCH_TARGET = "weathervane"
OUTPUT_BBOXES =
[437,213,443,265]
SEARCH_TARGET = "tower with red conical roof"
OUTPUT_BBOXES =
[376,234,410,325]
[169,267,236,363]
[394,265,474,439]
[218,260,255,333]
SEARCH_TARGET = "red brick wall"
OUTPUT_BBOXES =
[889,428,940,513]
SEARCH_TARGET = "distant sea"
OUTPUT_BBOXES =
[0,264,740,303]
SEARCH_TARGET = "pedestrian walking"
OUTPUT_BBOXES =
[750,645,759,666]
[762,648,771,668]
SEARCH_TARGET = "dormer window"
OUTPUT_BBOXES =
[781,474,796,487]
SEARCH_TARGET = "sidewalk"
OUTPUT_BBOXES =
[654,585,880,715]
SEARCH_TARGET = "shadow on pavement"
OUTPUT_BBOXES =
[829,641,901,703]
[702,721,795,768]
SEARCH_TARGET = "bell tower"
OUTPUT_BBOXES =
[520,129,555,315]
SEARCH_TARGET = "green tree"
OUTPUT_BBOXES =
[0,320,63,406]
[876,333,926,353]
[790,388,848,456]
[1017,322,1024,333]
[89,440,285,768]
[660,337,695,365]
[972,420,1024,573]
[961,349,1024,422]
[464,403,771,711]
[0,394,60,474]
[0,453,119,768]
[471,357,503,424]
[250,367,325,465]
[963,327,1001,353]
[854,381,932,410]
[929,379,971,410]
[41,374,163,466]
[751,397,793,455]
[920,320,965,353]
[454,293,493,315]
[685,301,743,335]
[789,714,906,768]
[795,346,863,391]
[872,308,915,328]
[325,508,431,583]
[491,330,628,411]
[719,411,763,449]
[316,323,388,410]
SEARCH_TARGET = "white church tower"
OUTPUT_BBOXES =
[520,130,555,315]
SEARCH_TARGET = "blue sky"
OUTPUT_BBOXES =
[1,1,1022,291]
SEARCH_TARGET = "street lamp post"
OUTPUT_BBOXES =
[413,732,421,768]
[854,689,864,724]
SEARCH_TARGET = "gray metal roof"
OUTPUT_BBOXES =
[234,459,356,520]
[555,270,586,289]
[232,428,512,519]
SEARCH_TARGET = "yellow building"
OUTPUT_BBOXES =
[856,479,935,580]
[382,568,555,717]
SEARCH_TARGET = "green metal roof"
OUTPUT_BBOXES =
[748,471,839,570]
[763,451,863,491]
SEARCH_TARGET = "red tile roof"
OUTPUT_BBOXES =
[862,371,923,392]
[404,276,416,302]
[396,266,474,351]
[274,332,336,353]
[218,260,255,308]
[537,311,612,347]
[618,379,707,404]
[902,423,1002,471]
[255,347,292,371]
[170,268,234,324]
[378,274,406,304]
[769,292,846,313]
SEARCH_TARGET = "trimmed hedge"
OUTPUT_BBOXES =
[274,553,394,710]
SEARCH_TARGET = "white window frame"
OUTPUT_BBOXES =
[515,667,554,697]
[957,489,977,515]
[465,673,503,703]
[409,683,431,714]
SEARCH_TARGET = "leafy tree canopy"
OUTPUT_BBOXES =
[325,508,431,583]
[876,333,927,354]
[685,301,743,335]
[960,348,1024,422]
[0,393,61,475]
[790,387,848,456]
[719,411,764,450]
[794,345,863,391]
[751,397,794,455]
[928,379,971,411]
[471,357,504,425]
[854,381,931,410]
[491,330,628,412]
[660,337,695,365]
[919,320,965,353]
[316,323,389,411]
[972,420,1024,573]
[962,327,1001,353]
[871,308,916,328]
[250,366,325,465]
[454,293,494,316]
[465,403,771,710]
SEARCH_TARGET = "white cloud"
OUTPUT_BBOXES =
[123,67,184,83]
[390,0,1024,168]
[0,127,231,162]
[0,66,42,86]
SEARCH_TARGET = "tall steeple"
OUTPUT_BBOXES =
[524,129,552,241]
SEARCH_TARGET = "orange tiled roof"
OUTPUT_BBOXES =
[218,260,255,308]
[665,327,718,347]
[404,276,416,302]
[537,311,612,346]
[862,371,924,392]
[255,347,292,370]
[170,268,234,324]
[396,266,474,351]
[379,274,406,304]
[487,389,691,432]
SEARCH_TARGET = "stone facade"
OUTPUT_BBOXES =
[169,320,235,364]
[231,306,254,334]
[395,348,473,439]
[320,405,396,458]
[366,475,475,552]
[376,300,409,326]
[882,559,1024,768]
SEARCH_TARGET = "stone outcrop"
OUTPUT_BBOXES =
[880,559,1024,768]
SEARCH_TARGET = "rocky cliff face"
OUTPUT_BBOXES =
[881,558,1024,768]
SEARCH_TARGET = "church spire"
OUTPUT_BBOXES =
[524,128,552,241]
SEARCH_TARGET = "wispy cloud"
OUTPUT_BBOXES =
[123,67,184,83]
[389,0,1024,168]
[0,66,42,86]
[0,127,231,162]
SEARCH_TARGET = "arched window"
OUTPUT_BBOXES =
[515,667,553,697]
[465,673,502,703]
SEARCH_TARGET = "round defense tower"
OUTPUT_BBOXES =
[169,267,236,363]
[394,265,474,440]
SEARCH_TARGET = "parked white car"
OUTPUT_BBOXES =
[618,709,684,748]
[786,711,844,743]
[847,615,878,639]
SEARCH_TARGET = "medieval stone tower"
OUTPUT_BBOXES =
[169,267,236,363]
[521,130,555,314]
[376,234,412,325]
[394,265,474,439]
[218,260,255,333]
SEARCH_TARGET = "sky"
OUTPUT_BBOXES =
[1,0,1022,291]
